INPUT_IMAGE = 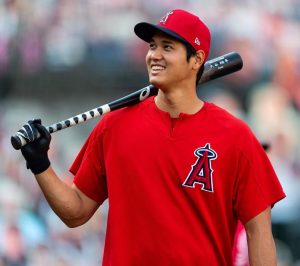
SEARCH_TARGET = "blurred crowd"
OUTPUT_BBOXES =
[0,0,300,265]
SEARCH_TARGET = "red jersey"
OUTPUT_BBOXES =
[70,97,285,265]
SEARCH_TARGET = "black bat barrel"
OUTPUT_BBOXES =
[200,52,243,84]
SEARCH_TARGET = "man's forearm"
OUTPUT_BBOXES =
[34,166,86,226]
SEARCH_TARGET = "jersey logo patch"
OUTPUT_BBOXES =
[182,143,217,192]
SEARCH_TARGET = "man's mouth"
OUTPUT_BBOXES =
[150,64,166,74]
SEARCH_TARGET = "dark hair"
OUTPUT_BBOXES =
[184,42,205,85]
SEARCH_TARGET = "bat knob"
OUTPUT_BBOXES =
[11,135,22,150]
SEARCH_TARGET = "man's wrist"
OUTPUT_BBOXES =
[28,157,51,175]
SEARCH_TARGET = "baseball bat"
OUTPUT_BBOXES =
[11,51,243,150]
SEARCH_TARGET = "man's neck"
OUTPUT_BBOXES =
[154,87,204,118]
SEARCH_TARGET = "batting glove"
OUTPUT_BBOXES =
[20,119,51,174]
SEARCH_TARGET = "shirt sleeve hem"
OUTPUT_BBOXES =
[240,193,286,225]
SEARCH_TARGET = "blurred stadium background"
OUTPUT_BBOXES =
[0,0,300,265]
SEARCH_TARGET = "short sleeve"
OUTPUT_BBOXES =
[233,127,285,224]
[70,121,108,205]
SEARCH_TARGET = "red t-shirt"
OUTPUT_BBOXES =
[70,97,285,265]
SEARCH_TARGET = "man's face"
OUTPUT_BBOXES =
[145,32,195,90]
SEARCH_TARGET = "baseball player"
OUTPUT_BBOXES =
[19,9,285,265]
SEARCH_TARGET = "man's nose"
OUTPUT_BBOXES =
[150,48,163,60]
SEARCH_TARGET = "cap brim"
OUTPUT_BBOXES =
[134,22,190,47]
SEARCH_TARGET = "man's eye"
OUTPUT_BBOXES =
[164,45,173,50]
[149,43,156,49]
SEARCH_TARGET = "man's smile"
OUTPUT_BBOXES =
[150,64,166,74]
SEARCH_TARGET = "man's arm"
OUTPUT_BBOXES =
[19,119,99,228]
[35,166,99,228]
[245,207,277,266]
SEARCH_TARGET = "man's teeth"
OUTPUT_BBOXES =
[152,65,165,71]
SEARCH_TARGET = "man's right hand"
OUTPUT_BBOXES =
[20,119,51,174]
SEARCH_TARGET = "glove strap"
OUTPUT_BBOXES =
[27,156,50,175]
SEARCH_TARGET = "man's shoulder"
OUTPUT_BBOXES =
[98,96,154,126]
[204,102,248,129]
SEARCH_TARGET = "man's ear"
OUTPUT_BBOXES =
[193,50,205,70]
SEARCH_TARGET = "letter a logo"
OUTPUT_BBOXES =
[160,11,174,24]
[182,143,217,192]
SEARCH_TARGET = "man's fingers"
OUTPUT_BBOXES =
[35,123,51,141]
[19,123,36,142]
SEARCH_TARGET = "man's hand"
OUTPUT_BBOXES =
[20,119,51,174]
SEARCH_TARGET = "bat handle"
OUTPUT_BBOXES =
[11,131,42,150]
[11,85,156,150]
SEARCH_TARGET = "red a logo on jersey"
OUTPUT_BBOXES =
[182,143,217,192]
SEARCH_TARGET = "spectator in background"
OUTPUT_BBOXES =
[2,224,27,266]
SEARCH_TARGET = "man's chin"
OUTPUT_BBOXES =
[149,77,165,88]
